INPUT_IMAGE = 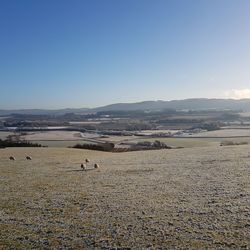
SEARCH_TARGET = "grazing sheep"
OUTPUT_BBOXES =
[26,155,32,160]
[85,158,90,163]
[9,156,15,161]
[94,163,99,169]
[81,163,86,171]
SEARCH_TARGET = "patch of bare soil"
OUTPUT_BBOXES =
[0,146,249,249]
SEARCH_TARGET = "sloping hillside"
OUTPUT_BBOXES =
[2,98,250,115]
[0,146,249,249]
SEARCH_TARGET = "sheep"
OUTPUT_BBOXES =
[81,163,86,171]
[9,156,15,161]
[26,155,32,160]
[94,163,99,169]
[85,158,90,163]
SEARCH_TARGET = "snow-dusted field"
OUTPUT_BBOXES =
[20,131,99,141]
[0,146,249,249]
[188,129,250,138]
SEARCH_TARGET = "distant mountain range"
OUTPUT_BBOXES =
[1,98,250,116]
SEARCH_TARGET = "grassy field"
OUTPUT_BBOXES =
[133,137,250,148]
[21,131,84,141]
[31,140,95,148]
[0,146,249,249]
[4,129,250,149]
[133,137,218,148]
[0,132,13,140]
[34,137,250,148]
[189,129,250,138]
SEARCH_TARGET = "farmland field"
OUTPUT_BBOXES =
[31,140,96,148]
[4,129,250,149]
[20,131,84,141]
[133,137,218,148]
[0,146,249,249]
[187,129,250,138]
[133,137,250,148]
[0,132,13,140]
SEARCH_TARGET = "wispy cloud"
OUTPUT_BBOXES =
[225,89,250,99]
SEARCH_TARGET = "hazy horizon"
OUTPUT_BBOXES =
[1,0,250,109]
[2,97,250,111]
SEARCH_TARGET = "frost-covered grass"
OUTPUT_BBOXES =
[0,146,249,249]
[189,129,250,137]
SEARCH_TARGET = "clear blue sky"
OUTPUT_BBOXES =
[0,0,250,109]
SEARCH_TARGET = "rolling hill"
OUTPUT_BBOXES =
[2,98,250,116]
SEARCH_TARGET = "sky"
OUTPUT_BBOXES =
[0,0,250,109]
